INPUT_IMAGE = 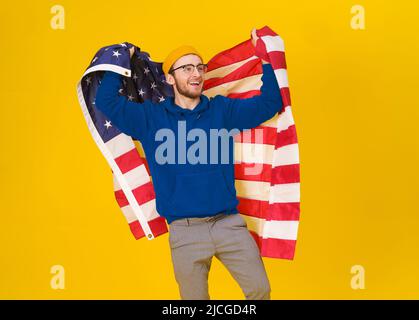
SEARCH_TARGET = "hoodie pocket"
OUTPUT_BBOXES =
[168,169,236,216]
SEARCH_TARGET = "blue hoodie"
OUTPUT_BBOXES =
[95,63,283,224]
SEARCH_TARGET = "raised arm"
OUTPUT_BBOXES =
[95,71,152,142]
[220,63,283,131]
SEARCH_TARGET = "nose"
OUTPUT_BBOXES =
[192,66,201,77]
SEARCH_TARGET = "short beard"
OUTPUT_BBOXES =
[174,76,202,99]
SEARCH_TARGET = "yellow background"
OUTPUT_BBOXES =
[1,0,418,299]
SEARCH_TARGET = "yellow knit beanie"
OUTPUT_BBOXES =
[163,45,203,75]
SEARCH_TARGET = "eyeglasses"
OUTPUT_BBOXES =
[170,63,208,75]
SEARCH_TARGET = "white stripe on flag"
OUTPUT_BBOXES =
[234,142,274,164]
[269,182,301,203]
[273,68,289,88]
[277,106,295,132]
[242,214,265,236]
[204,74,262,98]
[235,180,271,201]
[262,35,285,53]
[204,56,258,79]
[124,165,150,190]
[121,199,159,223]
[262,220,299,240]
[272,144,300,167]
[105,133,136,159]
[243,214,299,240]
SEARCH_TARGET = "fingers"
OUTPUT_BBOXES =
[251,27,269,62]
[251,28,257,39]
[129,46,135,58]
[251,28,258,47]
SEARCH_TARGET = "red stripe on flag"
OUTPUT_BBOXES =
[268,51,287,70]
[114,181,156,208]
[204,59,261,91]
[257,26,278,37]
[280,87,291,107]
[238,198,300,221]
[248,230,296,259]
[132,181,156,205]
[237,197,270,219]
[149,216,168,235]
[207,40,255,71]
[268,202,300,220]
[227,90,260,99]
[275,124,298,148]
[260,236,296,260]
[235,163,272,182]
[234,126,277,145]
[114,148,146,174]
[239,200,300,221]
[129,216,168,240]
[114,189,129,207]
[129,220,144,239]
[271,163,300,184]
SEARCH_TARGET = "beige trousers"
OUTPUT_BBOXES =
[168,213,271,300]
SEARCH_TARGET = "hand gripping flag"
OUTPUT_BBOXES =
[76,26,300,260]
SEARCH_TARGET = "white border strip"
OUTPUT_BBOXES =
[82,63,132,78]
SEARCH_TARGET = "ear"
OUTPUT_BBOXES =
[165,73,175,85]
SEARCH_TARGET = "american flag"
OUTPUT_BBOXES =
[76,43,172,240]
[204,26,300,260]
[76,26,300,260]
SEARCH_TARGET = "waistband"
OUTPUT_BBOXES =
[169,212,234,226]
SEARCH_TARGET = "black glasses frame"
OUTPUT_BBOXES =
[169,63,208,74]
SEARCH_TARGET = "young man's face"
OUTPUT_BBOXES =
[166,54,204,99]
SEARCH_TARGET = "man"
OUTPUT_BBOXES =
[95,29,283,300]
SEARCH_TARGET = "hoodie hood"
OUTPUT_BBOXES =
[163,95,210,121]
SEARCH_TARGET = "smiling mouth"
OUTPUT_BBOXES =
[189,84,202,91]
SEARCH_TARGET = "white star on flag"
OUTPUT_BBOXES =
[144,67,150,75]
[104,120,112,129]
[150,82,157,90]
[138,89,145,96]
